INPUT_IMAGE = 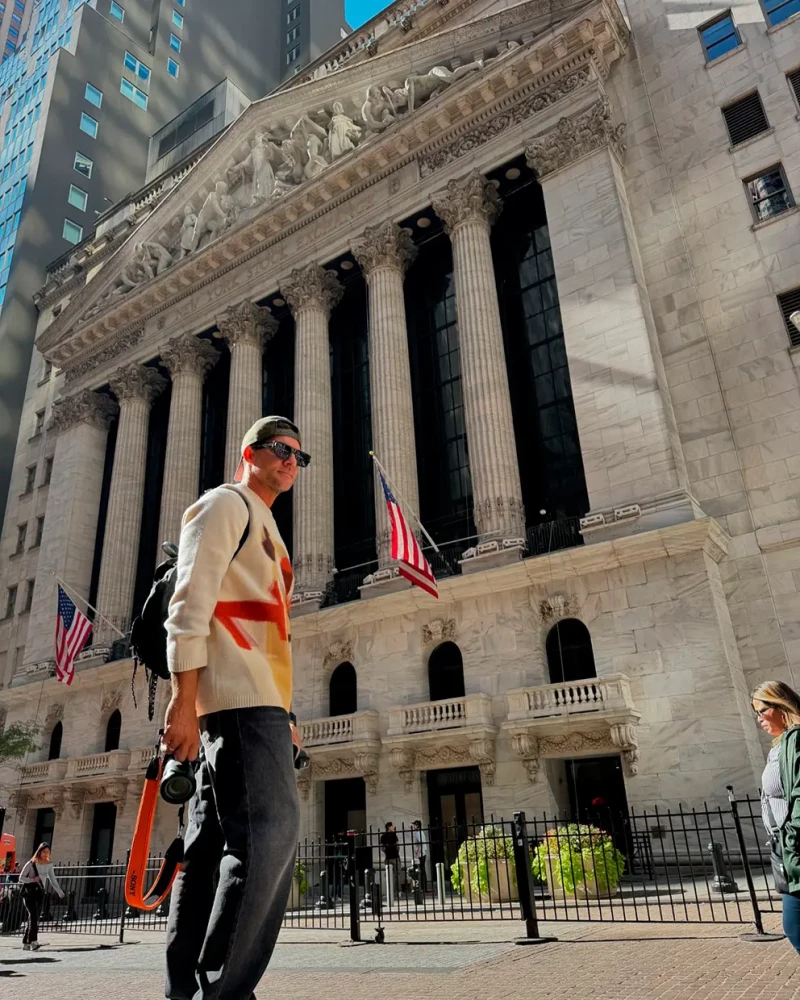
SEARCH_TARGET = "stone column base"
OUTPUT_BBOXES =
[291,592,325,617]
[580,489,702,545]
[460,538,525,575]
[359,567,412,600]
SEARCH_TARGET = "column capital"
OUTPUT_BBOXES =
[108,363,167,404]
[431,170,501,232]
[281,264,343,317]
[50,389,118,434]
[351,220,417,276]
[525,96,627,180]
[161,333,220,379]
[216,299,278,349]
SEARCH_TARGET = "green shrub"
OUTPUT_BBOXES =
[294,859,309,895]
[450,825,516,897]
[531,824,625,895]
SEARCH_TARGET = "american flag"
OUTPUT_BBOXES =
[55,586,93,686]
[380,472,438,599]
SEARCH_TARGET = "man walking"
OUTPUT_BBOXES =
[162,416,307,1000]
[412,820,428,893]
[380,821,400,898]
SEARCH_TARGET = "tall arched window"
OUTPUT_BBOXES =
[105,710,122,752]
[546,619,597,685]
[329,662,357,717]
[428,642,465,702]
[48,722,62,761]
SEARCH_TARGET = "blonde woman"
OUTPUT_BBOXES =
[753,680,800,953]
[17,843,65,950]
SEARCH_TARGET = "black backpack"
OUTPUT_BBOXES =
[131,502,250,720]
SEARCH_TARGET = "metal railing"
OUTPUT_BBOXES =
[0,792,781,943]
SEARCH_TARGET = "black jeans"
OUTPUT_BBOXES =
[165,706,300,1000]
[22,884,43,944]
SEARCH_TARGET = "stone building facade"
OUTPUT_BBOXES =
[1,0,800,862]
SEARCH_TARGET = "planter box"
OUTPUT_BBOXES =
[458,859,519,904]
[543,854,620,900]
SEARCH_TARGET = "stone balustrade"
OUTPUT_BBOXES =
[65,748,132,779]
[300,710,379,748]
[20,759,68,784]
[387,693,493,737]
[506,675,636,722]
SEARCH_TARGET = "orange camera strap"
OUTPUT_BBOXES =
[125,755,185,912]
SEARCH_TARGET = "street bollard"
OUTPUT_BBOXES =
[64,890,78,922]
[436,862,446,907]
[93,887,108,922]
[708,841,739,893]
[385,862,395,905]
[317,870,332,909]
[727,785,783,942]
[512,811,557,945]
[347,831,361,943]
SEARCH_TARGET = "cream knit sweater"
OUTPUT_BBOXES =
[166,484,294,716]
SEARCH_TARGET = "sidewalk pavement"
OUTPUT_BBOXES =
[1,914,797,999]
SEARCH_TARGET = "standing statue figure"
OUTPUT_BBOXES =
[404,60,484,113]
[327,101,361,160]
[191,181,234,252]
[362,85,396,134]
[139,240,174,279]
[177,205,197,261]
[304,133,329,180]
[228,132,279,206]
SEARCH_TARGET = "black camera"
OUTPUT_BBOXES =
[160,757,197,805]
[289,712,310,771]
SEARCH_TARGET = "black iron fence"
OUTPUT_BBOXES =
[0,793,784,943]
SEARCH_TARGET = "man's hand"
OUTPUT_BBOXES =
[163,670,200,762]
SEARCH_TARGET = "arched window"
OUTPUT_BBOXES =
[546,619,597,685]
[329,662,357,717]
[428,642,465,702]
[47,722,62,761]
[104,709,121,752]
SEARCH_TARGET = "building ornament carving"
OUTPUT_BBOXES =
[82,779,129,814]
[390,748,417,793]
[281,264,343,316]
[108,363,167,404]
[421,618,457,647]
[64,786,86,820]
[62,327,146,384]
[390,739,497,788]
[215,299,278,349]
[538,594,580,626]
[431,170,502,232]
[509,726,640,782]
[323,639,355,670]
[419,66,591,176]
[524,96,626,180]
[18,787,65,819]
[296,771,311,801]
[49,390,119,434]
[45,703,64,725]
[351,220,417,275]
[161,333,220,379]
[101,689,124,715]
[308,753,379,794]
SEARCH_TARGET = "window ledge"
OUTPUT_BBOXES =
[9,550,23,559]
[705,42,747,69]
[38,482,50,490]
[751,205,799,230]
[767,10,800,33]
[28,543,41,551]
[728,127,776,153]
[18,490,33,499]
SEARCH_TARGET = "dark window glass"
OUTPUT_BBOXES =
[406,232,474,544]
[105,709,121,752]
[48,721,62,760]
[428,641,465,701]
[199,342,230,494]
[32,808,55,854]
[546,619,597,684]
[89,410,118,616]
[699,12,740,60]
[744,164,795,222]
[262,315,295,553]
[329,661,357,716]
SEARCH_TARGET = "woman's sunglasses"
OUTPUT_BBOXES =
[256,440,311,468]
[754,704,777,717]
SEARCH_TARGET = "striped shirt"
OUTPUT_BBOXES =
[761,744,789,833]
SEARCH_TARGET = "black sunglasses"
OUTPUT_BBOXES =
[754,703,777,716]
[256,440,311,468]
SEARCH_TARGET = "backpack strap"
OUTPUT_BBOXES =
[219,484,251,563]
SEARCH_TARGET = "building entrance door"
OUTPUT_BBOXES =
[324,777,367,898]
[565,755,630,853]
[427,766,483,878]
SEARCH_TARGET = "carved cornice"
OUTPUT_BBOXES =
[216,300,278,349]
[351,220,417,275]
[509,725,640,782]
[61,327,145,385]
[161,334,220,378]
[49,390,119,434]
[431,170,502,232]
[525,95,626,179]
[281,264,343,316]
[108,363,167,404]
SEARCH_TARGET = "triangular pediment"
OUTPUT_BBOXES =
[40,0,629,371]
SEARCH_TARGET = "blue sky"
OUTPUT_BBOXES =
[345,0,392,28]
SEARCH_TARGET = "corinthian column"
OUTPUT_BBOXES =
[95,364,166,642]
[351,221,419,567]
[217,300,278,481]
[158,334,220,545]
[22,390,118,669]
[280,264,343,606]
[431,170,525,545]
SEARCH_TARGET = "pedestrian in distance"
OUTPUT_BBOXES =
[380,821,400,897]
[162,415,305,1000]
[18,843,64,950]
[753,680,800,954]
[412,820,429,893]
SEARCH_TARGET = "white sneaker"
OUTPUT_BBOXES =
[30,943,41,951]
[22,943,31,951]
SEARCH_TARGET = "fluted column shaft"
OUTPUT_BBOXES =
[281,264,343,599]
[96,365,166,641]
[352,221,419,566]
[218,300,278,481]
[158,335,219,545]
[432,171,524,542]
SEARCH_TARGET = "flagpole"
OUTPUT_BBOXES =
[53,574,126,639]
[369,451,440,554]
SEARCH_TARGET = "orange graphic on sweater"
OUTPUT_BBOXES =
[214,556,293,650]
